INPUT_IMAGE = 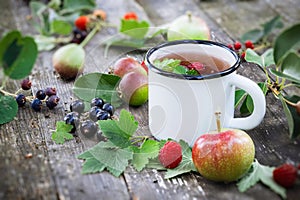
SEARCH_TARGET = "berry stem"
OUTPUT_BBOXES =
[79,24,100,48]
[215,112,221,132]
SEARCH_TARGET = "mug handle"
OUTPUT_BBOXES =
[228,74,266,130]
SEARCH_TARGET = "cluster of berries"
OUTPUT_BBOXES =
[71,9,106,44]
[64,97,114,138]
[273,163,300,188]
[16,79,60,111]
[227,40,255,60]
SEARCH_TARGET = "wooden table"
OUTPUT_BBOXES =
[1,0,299,199]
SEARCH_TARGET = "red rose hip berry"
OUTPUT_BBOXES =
[75,16,90,31]
[273,163,297,188]
[245,40,254,49]
[234,41,242,50]
[159,141,182,169]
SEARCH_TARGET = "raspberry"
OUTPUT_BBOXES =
[21,79,32,90]
[123,12,138,20]
[244,40,254,49]
[234,41,242,50]
[273,163,297,188]
[75,16,89,31]
[187,62,205,72]
[158,141,182,169]
[16,94,26,107]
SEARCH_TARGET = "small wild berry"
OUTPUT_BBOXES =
[75,16,90,31]
[16,94,26,107]
[31,98,42,112]
[35,89,46,100]
[21,79,32,90]
[227,44,233,50]
[245,40,254,49]
[70,100,85,114]
[93,9,106,20]
[123,12,138,20]
[273,163,297,188]
[45,87,57,96]
[234,41,242,50]
[46,95,60,109]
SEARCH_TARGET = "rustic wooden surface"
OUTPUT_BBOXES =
[0,0,300,199]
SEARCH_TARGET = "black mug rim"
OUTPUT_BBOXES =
[145,40,241,80]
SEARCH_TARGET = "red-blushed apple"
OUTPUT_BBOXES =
[192,113,255,182]
[53,43,85,80]
[112,57,147,78]
[119,71,148,106]
[167,12,210,41]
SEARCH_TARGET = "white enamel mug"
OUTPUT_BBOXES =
[145,40,266,146]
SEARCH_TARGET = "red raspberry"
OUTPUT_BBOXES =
[123,12,138,21]
[75,16,90,31]
[245,40,254,49]
[234,41,242,50]
[159,141,182,169]
[187,62,205,72]
[273,163,297,188]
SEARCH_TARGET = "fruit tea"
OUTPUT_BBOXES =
[153,52,231,76]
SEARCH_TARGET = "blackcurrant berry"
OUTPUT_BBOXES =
[102,103,114,115]
[89,106,101,121]
[31,98,42,111]
[70,100,85,114]
[45,87,57,96]
[16,94,26,107]
[96,110,110,120]
[46,95,60,109]
[21,79,32,90]
[80,120,98,138]
[90,98,104,108]
[71,28,87,44]
[35,90,46,100]
[64,112,80,134]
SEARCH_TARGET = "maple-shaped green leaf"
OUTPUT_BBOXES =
[99,109,138,148]
[165,140,197,179]
[131,139,160,171]
[51,121,74,144]
[0,94,18,125]
[237,159,286,199]
[78,141,133,177]
[120,19,149,39]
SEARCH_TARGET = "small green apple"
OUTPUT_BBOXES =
[167,12,210,41]
[52,43,85,80]
[192,115,255,182]
[119,71,148,106]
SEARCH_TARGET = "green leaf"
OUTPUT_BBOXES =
[73,73,122,107]
[269,69,300,85]
[61,0,96,14]
[51,121,74,144]
[120,19,150,39]
[280,52,300,84]
[241,29,264,43]
[33,35,56,51]
[262,15,283,36]
[165,140,197,179]
[245,49,262,66]
[0,31,38,79]
[237,159,286,199]
[0,94,18,124]
[131,140,160,171]
[78,141,133,177]
[153,58,181,72]
[173,65,188,74]
[235,89,247,108]
[274,23,300,64]
[285,95,300,139]
[50,20,72,35]
[99,109,138,148]
[279,94,295,139]
[262,48,275,67]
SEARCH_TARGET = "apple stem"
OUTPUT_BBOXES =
[215,112,221,132]
[186,11,192,22]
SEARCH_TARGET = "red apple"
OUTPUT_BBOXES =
[192,116,255,182]
[112,57,147,77]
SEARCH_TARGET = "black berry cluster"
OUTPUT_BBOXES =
[16,79,60,111]
[64,97,114,138]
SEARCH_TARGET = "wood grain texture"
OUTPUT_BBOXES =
[0,0,299,199]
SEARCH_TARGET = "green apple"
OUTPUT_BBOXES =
[192,126,255,182]
[52,43,85,80]
[167,12,210,41]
